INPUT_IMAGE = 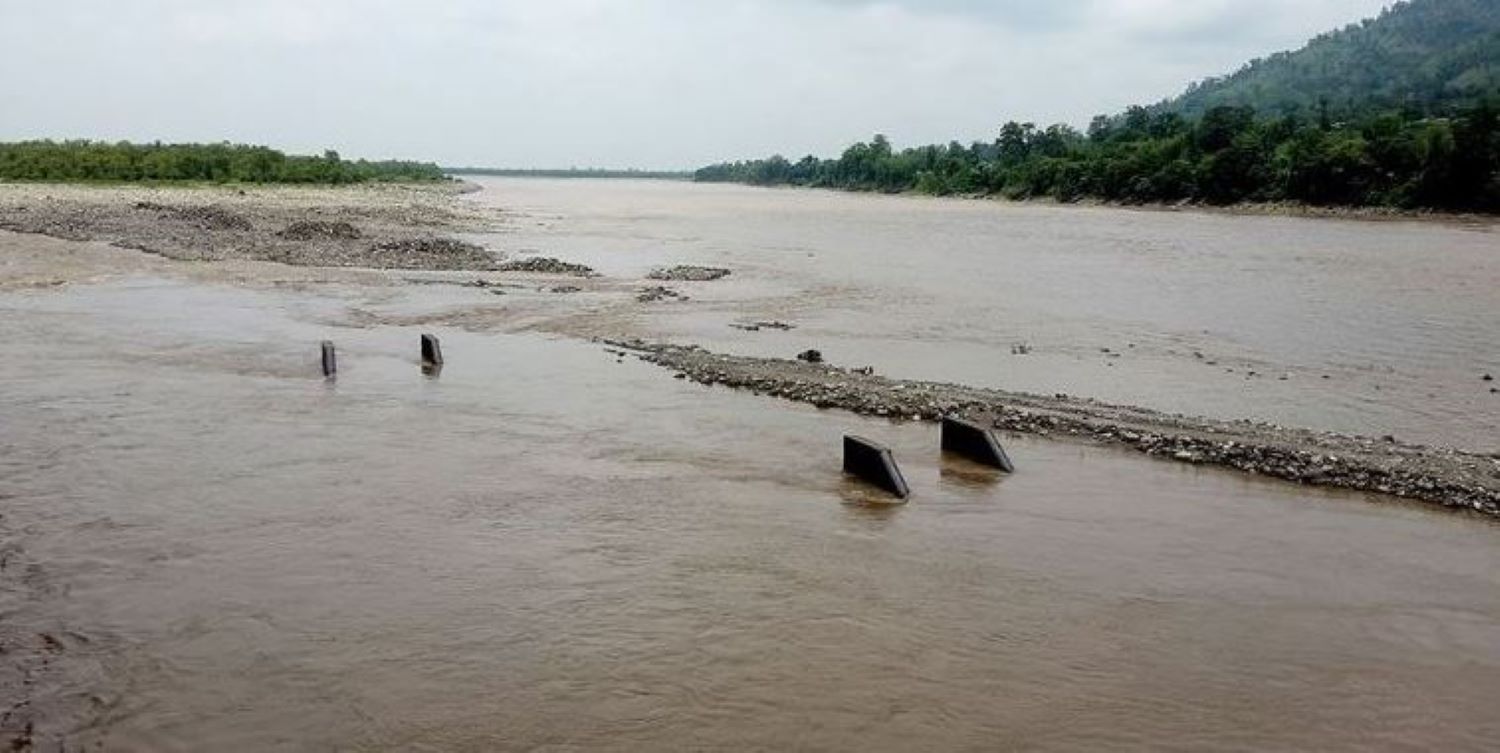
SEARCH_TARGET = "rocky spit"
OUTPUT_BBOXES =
[496,256,598,276]
[612,340,1500,518]
[0,182,504,270]
[636,285,688,302]
[648,265,732,281]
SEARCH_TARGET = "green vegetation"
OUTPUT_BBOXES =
[446,167,691,180]
[1167,0,1499,119]
[695,105,1499,211]
[696,0,1500,212]
[0,141,447,184]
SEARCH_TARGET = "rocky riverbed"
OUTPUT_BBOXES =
[0,181,504,270]
[611,340,1500,518]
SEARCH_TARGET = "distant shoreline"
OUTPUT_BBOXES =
[446,168,692,181]
[710,181,1500,226]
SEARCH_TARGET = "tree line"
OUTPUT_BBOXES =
[694,103,1500,212]
[0,141,447,184]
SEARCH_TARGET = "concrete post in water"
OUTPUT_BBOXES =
[421,334,444,367]
[941,416,1015,472]
[843,435,910,499]
[321,341,337,378]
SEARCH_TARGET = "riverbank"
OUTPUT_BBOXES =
[0,181,503,270]
[725,182,1500,225]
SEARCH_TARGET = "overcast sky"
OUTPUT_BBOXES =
[1,0,1393,168]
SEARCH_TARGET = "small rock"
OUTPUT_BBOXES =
[278,220,361,240]
[648,265,731,282]
[796,349,824,364]
[637,286,687,303]
[497,257,597,276]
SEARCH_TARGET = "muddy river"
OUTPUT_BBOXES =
[468,178,1499,452]
[1,182,1499,751]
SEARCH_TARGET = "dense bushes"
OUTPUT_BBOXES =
[0,141,447,184]
[695,103,1500,212]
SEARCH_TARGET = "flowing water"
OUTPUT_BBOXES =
[467,178,1500,452]
[2,184,1499,751]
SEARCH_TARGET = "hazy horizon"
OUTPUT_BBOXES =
[1,0,1394,169]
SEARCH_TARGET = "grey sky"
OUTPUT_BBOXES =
[0,0,1393,168]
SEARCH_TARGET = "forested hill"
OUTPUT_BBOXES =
[1167,0,1500,119]
[695,0,1500,212]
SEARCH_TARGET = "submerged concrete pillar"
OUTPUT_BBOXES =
[941,417,1015,472]
[843,435,910,499]
[321,341,337,378]
[421,334,444,367]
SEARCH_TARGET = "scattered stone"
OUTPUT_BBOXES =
[496,256,597,276]
[278,220,361,240]
[1485,374,1494,382]
[550,285,583,294]
[1011,343,1032,355]
[648,265,731,282]
[372,237,498,270]
[135,201,252,231]
[637,286,687,303]
[733,320,795,332]
[796,349,824,363]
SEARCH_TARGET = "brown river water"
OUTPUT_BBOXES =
[2,182,1499,751]
[466,178,1500,452]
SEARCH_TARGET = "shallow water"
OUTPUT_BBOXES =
[468,178,1500,451]
[3,278,1498,751]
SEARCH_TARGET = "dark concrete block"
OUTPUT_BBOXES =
[941,417,1015,472]
[321,341,337,378]
[421,334,444,366]
[843,435,910,499]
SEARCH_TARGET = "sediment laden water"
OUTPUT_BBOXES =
[2,278,1498,751]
